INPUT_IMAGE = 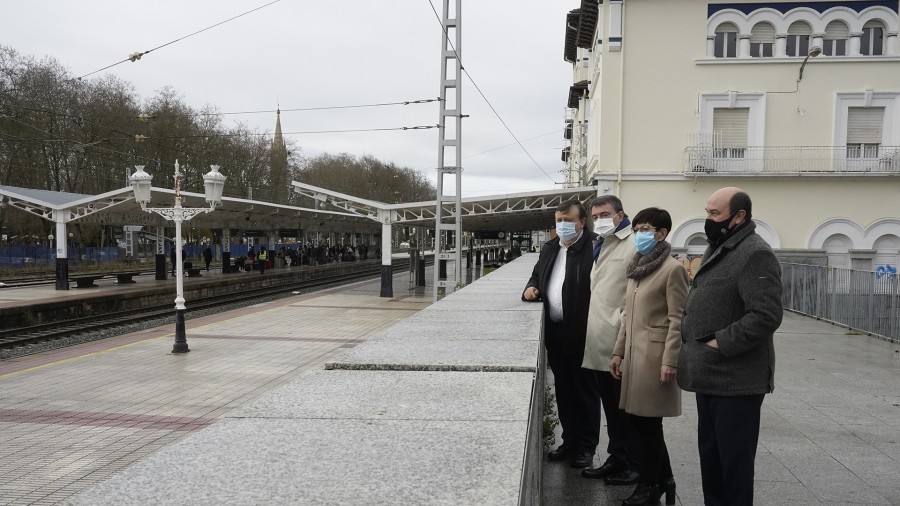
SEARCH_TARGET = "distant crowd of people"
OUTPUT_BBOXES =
[170,242,376,275]
[228,242,375,274]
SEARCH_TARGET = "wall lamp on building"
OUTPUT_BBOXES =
[129,161,226,353]
[797,46,822,83]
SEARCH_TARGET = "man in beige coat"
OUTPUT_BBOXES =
[580,196,642,485]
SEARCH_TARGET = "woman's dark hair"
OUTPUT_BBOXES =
[632,207,672,232]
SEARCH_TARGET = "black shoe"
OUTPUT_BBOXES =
[570,451,594,468]
[622,483,660,505]
[659,477,676,505]
[605,469,641,486]
[547,445,574,461]
[581,460,624,479]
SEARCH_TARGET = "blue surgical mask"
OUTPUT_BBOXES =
[556,221,578,243]
[634,231,657,255]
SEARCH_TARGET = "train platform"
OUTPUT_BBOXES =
[0,253,421,311]
[2,253,900,505]
[0,266,435,505]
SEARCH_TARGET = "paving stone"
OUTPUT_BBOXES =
[230,369,533,421]
[67,418,527,506]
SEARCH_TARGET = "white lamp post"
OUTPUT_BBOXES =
[130,160,226,353]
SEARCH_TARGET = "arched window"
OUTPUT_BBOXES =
[786,21,812,57]
[823,20,849,56]
[714,22,738,58]
[861,20,885,55]
[750,22,776,57]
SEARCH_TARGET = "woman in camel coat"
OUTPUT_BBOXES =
[610,207,689,506]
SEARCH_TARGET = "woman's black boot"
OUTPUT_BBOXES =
[658,477,676,505]
[621,483,660,505]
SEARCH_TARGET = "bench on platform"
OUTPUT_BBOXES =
[70,275,105,288]
[111,272,141,284]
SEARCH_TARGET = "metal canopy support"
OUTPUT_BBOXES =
[434,0,463,302]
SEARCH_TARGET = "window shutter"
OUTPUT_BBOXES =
[788,21,812,36]
[750,23,776,43]
[713,108,749,147]
[847,107,884,144]
[825,20,849,40]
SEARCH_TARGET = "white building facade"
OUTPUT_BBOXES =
[562,0,900,272]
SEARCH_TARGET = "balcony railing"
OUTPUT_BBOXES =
[684,145,900,175]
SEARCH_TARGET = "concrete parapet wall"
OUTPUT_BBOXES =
[68,255,545,505]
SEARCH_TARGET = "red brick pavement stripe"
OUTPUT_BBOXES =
[291,304,426,311]
[191,335,367,343]
[0,408,216,431]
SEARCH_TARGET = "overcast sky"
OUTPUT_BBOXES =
[2,0,574,198]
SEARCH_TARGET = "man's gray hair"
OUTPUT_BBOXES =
[590,195,624,214]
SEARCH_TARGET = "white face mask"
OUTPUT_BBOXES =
[593,218,615,238]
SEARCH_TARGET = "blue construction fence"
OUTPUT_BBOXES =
[0,246,121,266]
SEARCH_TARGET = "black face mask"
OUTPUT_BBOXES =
[704,213,735,243]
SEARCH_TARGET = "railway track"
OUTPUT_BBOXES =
[0,259,431,351]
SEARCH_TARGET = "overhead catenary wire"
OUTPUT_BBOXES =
[424,0,558,185]
[131,98,442,120]
[73,0,281,81]
[150,124,440,140]
[8,98,441,123]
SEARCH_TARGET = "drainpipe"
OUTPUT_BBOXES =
[615,7,626,195]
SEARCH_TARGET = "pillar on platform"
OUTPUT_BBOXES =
[155,226,167,280]
[222,228,231,273]
[53,219,69,290]
[380,219,393,297]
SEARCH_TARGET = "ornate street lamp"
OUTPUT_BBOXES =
[130,160,226,353]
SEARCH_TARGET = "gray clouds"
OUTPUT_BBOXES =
[1,0,572,196]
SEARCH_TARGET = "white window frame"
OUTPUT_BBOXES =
[834,92,900,172]
[714,23,739,58]
[786,21,812,57]
[861,21,885,55]
[699,93,766,172]
[749,22,776,57]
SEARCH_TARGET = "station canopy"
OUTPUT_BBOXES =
[0,182,599,235]
[291,181,598,233]
[0,184,375,235]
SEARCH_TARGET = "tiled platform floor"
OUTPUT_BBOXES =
[0,269,432,506]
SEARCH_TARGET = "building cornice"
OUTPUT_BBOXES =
[696,56,900,64]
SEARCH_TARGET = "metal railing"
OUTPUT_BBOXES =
[684,145,900,175]
[781,263,899,342]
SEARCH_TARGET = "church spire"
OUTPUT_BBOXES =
[269,107,289,203]
[273,107,283,144]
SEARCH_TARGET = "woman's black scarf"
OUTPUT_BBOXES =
[626,241,672,280]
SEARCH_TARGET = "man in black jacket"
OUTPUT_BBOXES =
[523,199,599,468]
[677,187,783,506]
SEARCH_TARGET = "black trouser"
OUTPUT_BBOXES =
[598,372,642,471]
[629,414,672,485]
[695,393,765,506]
[545,323,601,454]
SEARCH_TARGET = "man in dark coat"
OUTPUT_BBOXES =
[203,246,213,271]
[677,187,783,506]
[523,199,599,468]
